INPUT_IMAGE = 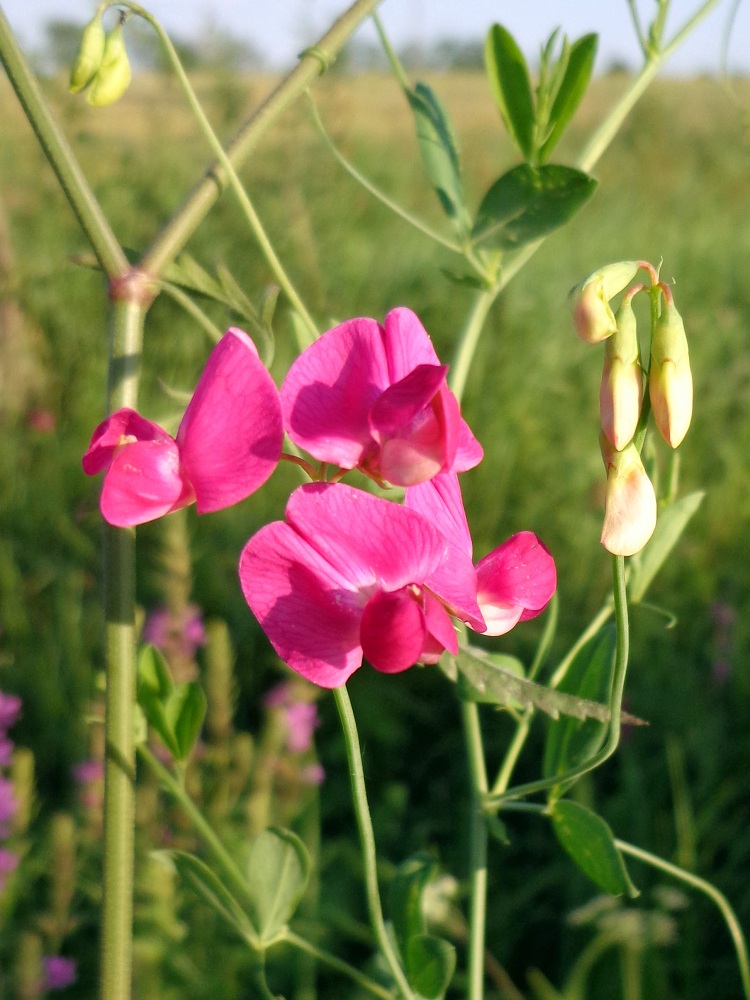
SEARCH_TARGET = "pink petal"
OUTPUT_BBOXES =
[369,365,453,486]
[82,408,171,475]
[422,591,459,660]
[239,520,364,688]
[99,439,193,527]
[382,307,441,381]
[286,483,448,594]
[281,318,389,468]
[177,328,283,513]
[360,588,426,673]
[453,418,484,472]
[475,532,556,634]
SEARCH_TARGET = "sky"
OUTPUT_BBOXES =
[2,0,748,75]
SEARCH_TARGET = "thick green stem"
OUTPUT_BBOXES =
[615,839,750,1000]
[140,0,384,279]
[333,686,414,1000]
[461,701,489,1000]
[0,8,127,277]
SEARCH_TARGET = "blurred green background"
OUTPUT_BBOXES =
[1,40,750,999]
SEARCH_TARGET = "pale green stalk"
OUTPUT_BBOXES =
[461,701,489,1000]
[333,686,415,1000]
[615,839,750,1000]
[283,931,396,1000]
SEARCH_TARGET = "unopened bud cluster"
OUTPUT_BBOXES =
[69,11,132,107]
[569,261,693,556]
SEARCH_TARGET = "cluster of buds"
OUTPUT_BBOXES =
[69,8,131,107]
[570,262,693,556]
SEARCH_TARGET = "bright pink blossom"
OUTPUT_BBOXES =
[82,328,283,527]
[405,473,557,635]
[280,307,483,487]
[239,483,484,688]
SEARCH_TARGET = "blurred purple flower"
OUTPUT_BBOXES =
[284,702,319,753]
[300,763,325,786]
[43,956,77,991]
[0,691,21,730]
[143,604,207,660]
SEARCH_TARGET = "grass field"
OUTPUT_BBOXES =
[1,59,750,997]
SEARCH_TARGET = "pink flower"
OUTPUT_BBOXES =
[0,691,21,730]
[280,307,483,487]
[82,328,283,527]
[43,956,77,991]
[405,473,557,635]
[239,483,484,688]
[143,604,207,659]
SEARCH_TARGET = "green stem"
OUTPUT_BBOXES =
[0,8,127,278]
[449,289,498,404]
[283,930,396,1000]
[615,839,750,1000]
[99,298,147,1000]
[137,744,252,906]
[487,555,629,807]
[333,686,414,1000]
[461,701,489,1000]
[139,0,385,279]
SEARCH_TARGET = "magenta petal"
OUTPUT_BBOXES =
[82,408,171,475]
[99,439,193,527]
[361,588,426,674]
[476,531,557,632]
[177,328,283,514]
[453,417,484,472]
[382,307,441,381]
[286,483,448,593]
[281,318,389,468]
[239,521,364,688]
[422,591,458,657]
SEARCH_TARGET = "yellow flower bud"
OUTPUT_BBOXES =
[600,437,657,557]
[649,298,692,449]
[569,261,640,344]
[86,24,132,108]
[600,296,643,450]
[68,15,106,94]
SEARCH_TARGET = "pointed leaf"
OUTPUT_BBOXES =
[543,628,615,786]
[138,644,174,700]
[484,25,535,160]
[539,34,598,162]
[162,252,226,301]
[167,682,207,761]
[458,652,526,705]
[406,82,469,232]
[472,164,597,251]
[628,491,705,603]
[550,799,639,897]
[168,850,258,945]
[389,854,434,956]
[406,934,456,1000]
[137,646,180,757]
[245,827,310,943]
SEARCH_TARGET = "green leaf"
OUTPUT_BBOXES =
[168,682,207,761]
[543,628,615,786]
[628,491,705,603]
[406,934,456,1000]
[550,799,639,897]
[168,850,258,945]
[538,34,598,162]
[389,854,434,954]
[484,24,535,160]
[245,827,310,943]
[406,82,469,232]
[138,644,174,700]
[448,646,620,724]
[472,164,597,251]
[458,652,526,706]
[137,646,180,758]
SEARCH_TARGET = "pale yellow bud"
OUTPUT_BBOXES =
[649,300,692,448]
[600,438,657,557]
[86,24,132,107]
[569,261,640,344]
[68,15,106,93]
[600,296,643,450]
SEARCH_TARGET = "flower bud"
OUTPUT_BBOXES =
[649,299,692,448]
[600,296,643,450]
[86,24,132,107]
[600,437,657,557]
[569,261,640,344]
[68,15,106,94]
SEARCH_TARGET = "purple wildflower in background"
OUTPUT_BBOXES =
[43,956,77,991]
[143,604,207,661]
[0,691,21,730]
[264,682,320,753]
